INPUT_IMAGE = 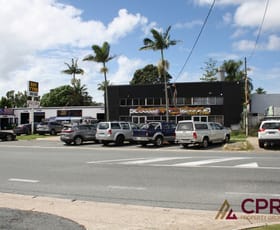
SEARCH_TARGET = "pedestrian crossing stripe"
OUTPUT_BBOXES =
[87,157,256,168]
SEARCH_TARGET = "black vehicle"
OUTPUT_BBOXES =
[0,131,16,141]
[133,122,176,147]
[60,124,98,145]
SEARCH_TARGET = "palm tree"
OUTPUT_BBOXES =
[83,42,115,121]
[255,87,266,94]
[70,79,92,106]
[140,26,179,121]
[61,58,84,84]
[98,80,111,92]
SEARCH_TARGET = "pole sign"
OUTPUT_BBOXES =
[28,81,39,96]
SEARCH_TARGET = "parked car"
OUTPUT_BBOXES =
[133,121,176,147]
[175,120,231,148]
[36,121,63,135]
[13,123,38,135]
[60,124,98,145]
[96,121,138,145]
[258,120,280,148]
[0,131,16,141]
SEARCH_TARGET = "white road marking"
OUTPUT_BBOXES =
[87,157,147,164]
[172,157,249,167]
[107,185,147,191]
[234,162,259,168]
[8,178,39,183]
[226,192,280,197]
[121,157,192,165]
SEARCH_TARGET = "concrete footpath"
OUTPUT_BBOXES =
[1,192,280,230]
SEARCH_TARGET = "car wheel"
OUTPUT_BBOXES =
[182,144,188,148]
[201,138,209,148]
[116,135,124,146]
[154,136,163,147]
[50,129,56,135]
[74,136,83,145]
[65,141,72,145]
[258,140,264,148]
[224,135,230,143]
[6,134,13,141]
[102,141,109,146]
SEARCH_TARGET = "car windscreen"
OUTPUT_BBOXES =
[195,123,209,130]
[98,123,109,129]
[262,122,280,129]
[177,123,193,131]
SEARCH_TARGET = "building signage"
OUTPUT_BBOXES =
[130,106,211,116]
[28,81,39,96]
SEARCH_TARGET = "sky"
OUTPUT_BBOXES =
[0,0,279,103]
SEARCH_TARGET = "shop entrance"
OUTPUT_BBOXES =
[132,116,146,124]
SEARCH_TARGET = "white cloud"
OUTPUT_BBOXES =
[266,35,280,50]
[233,35,280,51]
[110,55,145,84]
[0,0,149,99]
[234,0,280,32]
[174,20,203,29]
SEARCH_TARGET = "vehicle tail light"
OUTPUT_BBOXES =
[258,128,265,132]
[108,129,112,135]
[193,132,197,139]
[63,130,74,133]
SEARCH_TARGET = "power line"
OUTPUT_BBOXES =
[174,0,216,82]
[248,0,270,60]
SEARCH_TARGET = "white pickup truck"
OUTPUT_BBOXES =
[175,120,231,148]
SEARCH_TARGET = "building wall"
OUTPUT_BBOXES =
[13,106,104,124]
[107,82,243,127]
[251,94,280,115]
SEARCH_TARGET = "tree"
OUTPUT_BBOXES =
[0,90,28,108]
[200,58,218,82]
[70,79,93,106]
[61,58,84,84]
[130,64,172,85]
[139,25,179,121]
[83,41,115,121]
[40,82,95,107]
[222,59,253,93]
[98,80,111,92]
[255,87,266,94]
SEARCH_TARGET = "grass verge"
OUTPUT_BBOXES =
[16,134,50,141]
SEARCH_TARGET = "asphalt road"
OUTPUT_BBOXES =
[0,139,280,213]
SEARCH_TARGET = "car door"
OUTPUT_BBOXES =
[213,122,226,141]
[120,122,132,139]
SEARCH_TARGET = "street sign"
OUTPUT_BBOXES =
[28,81,39,96]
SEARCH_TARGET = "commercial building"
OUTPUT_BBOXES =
[0,106,104,129]
[107,81,243,127]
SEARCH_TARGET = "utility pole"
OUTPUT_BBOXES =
[244,57,249,137]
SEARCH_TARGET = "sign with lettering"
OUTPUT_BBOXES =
[28,81,39,96]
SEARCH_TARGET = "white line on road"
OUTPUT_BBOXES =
[234,162,259,168]
[226,192,280,197]
[8,178,39,183]
[87,157,147,164]
[121,157,192,165]
[172,157,249,167]
[107,185,147,191]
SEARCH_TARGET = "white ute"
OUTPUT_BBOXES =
[175,120,231,148]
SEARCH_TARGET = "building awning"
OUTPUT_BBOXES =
[130,106,211,116]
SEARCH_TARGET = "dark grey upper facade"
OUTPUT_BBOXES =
[107,81,243,127]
